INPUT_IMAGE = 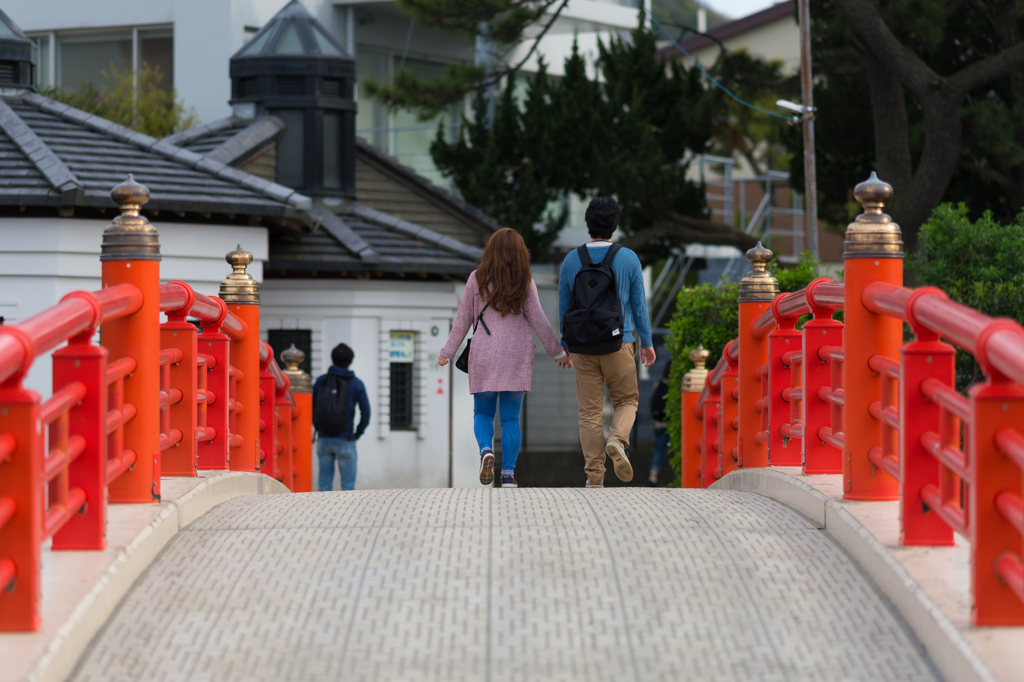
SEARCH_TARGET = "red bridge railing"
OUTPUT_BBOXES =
[0,176,313,632]
[680,173,1024,626]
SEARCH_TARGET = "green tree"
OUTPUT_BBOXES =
[430,22,761,260]
[664,254,819,487]
[788,0,1024,253]
[40,64,198,138]
[910,203,1024,389]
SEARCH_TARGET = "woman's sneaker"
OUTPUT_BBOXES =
[479,448,495,485]
[605,441,633,482]
[501,473,518,488]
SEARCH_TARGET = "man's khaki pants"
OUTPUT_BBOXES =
[573,341,638,485]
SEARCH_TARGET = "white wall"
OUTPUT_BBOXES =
[260,278,479,490]
[0,217,268,398]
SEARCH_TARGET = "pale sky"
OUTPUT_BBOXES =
[700,0,780,20]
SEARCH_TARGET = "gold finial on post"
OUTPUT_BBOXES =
[682,344,711,392]
[100,174,160,261]
[737,241,779,302]
[219,244,260,304]
[280,344,312,393]
[844,171,904,259]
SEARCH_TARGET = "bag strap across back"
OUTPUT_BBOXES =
[576,242,623,269]
[473,303,491,336]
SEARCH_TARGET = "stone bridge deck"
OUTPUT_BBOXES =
[70,489,938,682]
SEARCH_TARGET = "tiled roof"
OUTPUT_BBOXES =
[269,202,477,275]
[0,92,312,219]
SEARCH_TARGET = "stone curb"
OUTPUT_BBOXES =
[712,468,996,682]
[25,473,289,682]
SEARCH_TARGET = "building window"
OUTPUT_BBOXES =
[389,331,415,430]
[274,109,306,188]
[355,48,460,190]
[267,329,312,375]
[323,112,341,189]
[28,26,173,94]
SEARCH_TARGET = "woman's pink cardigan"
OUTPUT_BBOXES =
[441,271,565,394]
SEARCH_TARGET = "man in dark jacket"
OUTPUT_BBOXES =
[312,343,370,491]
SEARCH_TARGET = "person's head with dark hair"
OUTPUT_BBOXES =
[585,197,621,240]
[331,343,354,369]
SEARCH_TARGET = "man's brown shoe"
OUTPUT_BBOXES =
[605,441,633,482]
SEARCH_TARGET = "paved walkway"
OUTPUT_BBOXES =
[70,489,940,682]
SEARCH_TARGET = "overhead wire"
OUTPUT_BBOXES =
[650,13,790,121]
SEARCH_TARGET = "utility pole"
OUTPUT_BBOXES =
[798,0,819,261]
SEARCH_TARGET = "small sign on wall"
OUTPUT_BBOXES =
[389,331,415,363]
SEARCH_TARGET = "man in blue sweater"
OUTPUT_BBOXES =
[559,198,656,488]
[312,343,370,491]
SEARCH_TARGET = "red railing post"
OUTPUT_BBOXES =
[971,325,1024,625]
[900,289,957,546]
[220,247,261,473]
[160,283,198,477]
[680,346,710,488]
[720,341,740,476]
[842,173,903,500]
[0,327,41,631]
[802,278,844,474]
[259,345,278,480]
[197,298,231,470]
[101,175,161,504]
[50,295,107,550]
[737,244,778,469]
[702,371,721,488]
[768,293,801,465]
[281,344,314,493]
[275,377,294,491]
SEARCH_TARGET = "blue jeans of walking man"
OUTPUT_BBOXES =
[318,437,357,491]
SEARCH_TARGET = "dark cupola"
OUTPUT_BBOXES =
[0,8,36,89]
[230,0,355,199]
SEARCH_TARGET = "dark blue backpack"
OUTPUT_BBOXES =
[562,244,624,355]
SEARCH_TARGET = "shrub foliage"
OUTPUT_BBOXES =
[664,255,819,486]
[910,203,1024,389]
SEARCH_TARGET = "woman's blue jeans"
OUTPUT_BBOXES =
[473,391,525,474]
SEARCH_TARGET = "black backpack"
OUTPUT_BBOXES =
[313,373,350,435]
[562,243,624,355]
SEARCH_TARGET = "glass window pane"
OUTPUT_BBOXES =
[273,22,304,54]
[274,109,305,188]
[139,30,173,94]
[57,32,131,91]
[0,17,17,38]
[240,26,272,56]
[355,47,389,152]
[390,57,456,187]
[30,35,50,87]
[311,24,341,56]
[323,112,340,189]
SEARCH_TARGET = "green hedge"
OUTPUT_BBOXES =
[664,255,818,486]
[910,204,1024,389]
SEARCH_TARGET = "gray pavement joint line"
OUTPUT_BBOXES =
[486,487,493,682]
[574,490,641,682]
[337,488,406,671]
[181,526,271,681]
[677,493,790,674]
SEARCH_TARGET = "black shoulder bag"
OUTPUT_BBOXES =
[455,303,490,374]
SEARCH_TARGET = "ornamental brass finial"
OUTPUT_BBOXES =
[280,344,312,392]
[682,344,711,393]
[100,174,160,261]
[689,344,709,370]
[844,171,903,259]
[219,244,260,304]
[737,241,778,302]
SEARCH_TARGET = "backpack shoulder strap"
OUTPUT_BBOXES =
[576,244,593,267]
[604,243,623,266]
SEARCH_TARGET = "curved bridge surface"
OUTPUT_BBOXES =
[70,489,939,682]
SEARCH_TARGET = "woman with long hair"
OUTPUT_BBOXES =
[438,228,571,488]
